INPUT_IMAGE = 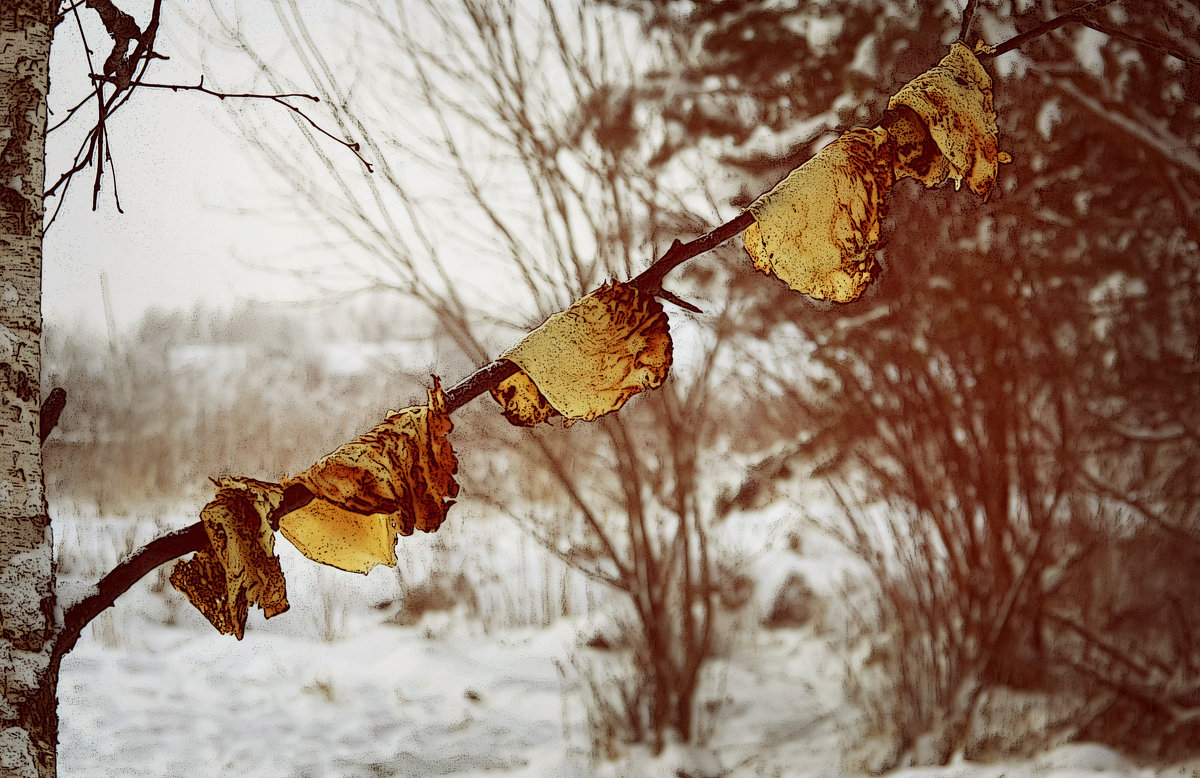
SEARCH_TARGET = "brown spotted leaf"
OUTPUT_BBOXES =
[497,281,672,425]
[887,42,1006,199]
[278,377,459,574]
[170,476,288,639]
[744,127,894,303]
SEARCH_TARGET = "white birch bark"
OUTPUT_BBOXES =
[1,3,57,776]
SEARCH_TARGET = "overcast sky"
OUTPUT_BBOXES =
[42,1,346,335]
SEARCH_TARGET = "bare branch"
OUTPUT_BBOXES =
[1040,71,1200,177]
[981,0,1120,59]
[47,91,98,134]
[54,522,208,663]
[959,0,980,43]
[47,0,371,231]
[54,95,934,647]
[630,212,754,300]
[1079,17,1200,66]
[39,388,67,444]
[88,74,374,172]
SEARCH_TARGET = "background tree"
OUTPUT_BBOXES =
[210,0,784,751]
[610,0,1199,767]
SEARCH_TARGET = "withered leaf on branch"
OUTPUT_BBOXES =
[743,127,895,303]
[170,476,288,639]
[278,377,460,574]
[887,41,1008,199]
[493,281,673,426]
[491,369,559,427]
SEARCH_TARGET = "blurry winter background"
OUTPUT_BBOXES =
[41,0,1200,776]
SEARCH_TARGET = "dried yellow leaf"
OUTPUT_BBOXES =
[744,127,894,303]
[888,42,1003,198]
[277,501,399,576]
[497,281,672,425]
[170,476,288,639]
[278,378,459,574]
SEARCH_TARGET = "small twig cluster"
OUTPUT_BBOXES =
[975,0,1198,64]
[45,0,370,230]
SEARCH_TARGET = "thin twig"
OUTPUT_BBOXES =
[89,74,375,172]
[48,0,371,230]
[103,132,124,213]
[1079,18,1200,66]
[959,0,980,43]
[628,211,755,298]
[57,0,89,17]
[48,91,99,134]
[981,0,1119,59]
[89,73,320,102]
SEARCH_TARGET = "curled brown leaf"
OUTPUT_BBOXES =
[887,42,1007,199]
[279,377,460,574]
[490,369,559,427]
[170,476,288,639]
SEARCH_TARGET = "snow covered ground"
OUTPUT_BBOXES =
[52,508,1200,778]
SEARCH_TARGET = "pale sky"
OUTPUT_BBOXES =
[41,1,712,342]
[42,1,344,334]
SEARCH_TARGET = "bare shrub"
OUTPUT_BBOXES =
[386,572,476,628]
[561,649,648,763]
[831,487,1200,772]
[309,567,351,643]
[1040,523,1200,762]
[824,478,1076,771]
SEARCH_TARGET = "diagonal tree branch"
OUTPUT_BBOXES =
[981,0,1119,59]
[53,522,207,665]
[52,201,760,649]
[53,103,938,650]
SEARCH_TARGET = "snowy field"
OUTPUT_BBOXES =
[52,506,1200,778]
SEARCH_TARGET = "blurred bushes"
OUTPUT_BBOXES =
[42,300,439,512]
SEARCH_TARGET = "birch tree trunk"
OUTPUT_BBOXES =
[0,2,57,776]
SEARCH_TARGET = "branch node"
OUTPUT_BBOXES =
[39,388,67,445]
